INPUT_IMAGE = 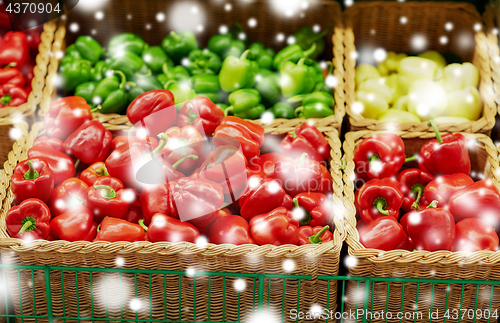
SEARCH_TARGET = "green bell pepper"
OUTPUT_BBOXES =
[289,91,334,118]
[254,69,281,105]
[106,51,145,80]
[208,35,246,60]
[186,49,222,75]
[161,31,198,64]
[294,27,330,60]
[65,44,81,59]
[249,42,275,70]
[141,46,173,74]
[75,81,97,105]
[75,36,103,63]
[127,86,145,103]
[271,102,295,119]
[59,58,93,92]
[273,43,317,70]
[234,104,265,119]
[191,74,220,93]
[157,64,191,86]
[219,50,259,92]
[280,58,317,97]
[91,70,131,114]
[90,61,106,83]
[216,103,229,112]
[134,72,163,92]
[164,80,197,109]
[225,89,261,118]
[108,33,147,57]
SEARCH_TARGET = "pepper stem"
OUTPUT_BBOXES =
[410,184,424,211]
[74,159,81,169]
[326,61,334,76]
[185,104,198,123]
[339,159,347,170]
[369,154,380,163]
[291,131,297,139]
[5,63,17,68]
[294,106,304,118]
[426,200,438,209]
[224,106,234,117]
[373,197,389,216]
[312,27,330,42]
[96,167,109,176]
[303,43,317,58]
[172,155,199,169]
[164,80,176,90]
[405,155,417,163]
[162,62,170,75]
[309,225,330,244]
[288,94,304,103]
[91,105,102,113]
[0,94,12,106]
[293,198,312,226]
[427,119,443,143]
[240,49,252,61]
[150,133,169,156]
[23,160,39,180]
[94,185,117,199]
[18,217,36,236]
[138,219,148,232]
[298,153,308,167]
[113,70,127,88]
[297,57,307,66]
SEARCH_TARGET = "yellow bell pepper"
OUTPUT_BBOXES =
[358,79,393,103]
[355,64,380,88]
[398,57,438,95]
[393,96,409,111]
[378,109,421,123]
[355,90,389,119]
[418,51,447,69]
[407,79,448,121]
[443,63,479,92]
[446,86,482,120]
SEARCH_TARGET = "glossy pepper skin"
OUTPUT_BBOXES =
[177,96,224,137]
[140,183,178,225]
[48,178,89,218]
[43,96,92,141]
[397,169,434,212]
[424,173,473,207]
[191,74,221,101]
[50,206,95,242]
[298,225,333,245]
[208,215,254,245]
[271,102,295,119]
[33,136,64,152]
[419,120,471,177]
[358,217,410,251]
[280,58,317,98]
[255,69,281,106]
[208,31,246,60]
[6,198,51,240]
[108,33,147,57]
[160,126,203,175]
[0,83,28,107]
[161,31,198,64]
[91,70,130,114]
[0,65,25,87]
[213,116,265,159]
[80,162,110,186]
[354,133,406,180]
[127,90,176,137]
[249,42,275,69]
[239,172,292,221]
[219,50,259,92]
[279,123,330,162]
[455,218,499,252]
[289,91,335,119]
[142,46,173,74]
[273,43,316,70]
[11,159,54,204]
[87,177,134,222]
[249,207,299,246]
[58,59,93,92]
[224,89,262,119]
[0,31,30,68]
[448,180,500,226]
[274,154,325,197]
[145,213,200,243]
[111,136,158,151]
[248,153,281,179]
[75,82,97,105]
[294,27,329,60]
[186,49,222,75]
[105,52,145,80]
[157,64,191,85]
[63,120,112,165]
[293,192,333,227]
[94,217,145,243]
[27,146,75,185]
[357,178,403,224]
[75,36,103,63]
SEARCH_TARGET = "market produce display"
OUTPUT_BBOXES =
[7,91,336,246]
[57,25,336,120]
[354,121,500,252]
[354,50,482,124]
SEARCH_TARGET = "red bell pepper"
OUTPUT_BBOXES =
[0,2,11,30]
[33,136,64,151]
[124,201,143,224]
[424,173,473,207]
[111,136,158,151]
[144,213,200,243]
[177,96,225,137]
[298,225,333,245]
[455,218,499,252]
[0,83,28,107]
[43,97,92,141]
[0,64,25,87]
[48,178,89,218]
[319,164,333,194]
[11,158,54,204]
[448,180,500,227]
[239,172,292,221]
[354,133,406,180]
[279,123,330,162]
[87,177,135,223]
[24,26,42,53]
[397,168,434,212]
[82,222,99,242]
[160,125,204,175]
[292,192,333,227]
[248,153,281,178]
[80,162,110,186]
[50,206,94,242]
[0,31,30,68]
[6,198,51,240]
[208,214,254,245]
[139,183,178,225]
[213,116,264,159]
[249,207,299,246]
[94,217,145,242]
[357,178,403,224]
[127,89,176,138]
[63,120,112,165]
[358,217,410,251]
[27,145,75,185]
[405,201,456,251]
[274,153,325,197]
[419,120,471,177]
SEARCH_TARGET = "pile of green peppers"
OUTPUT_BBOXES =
[58,25,335,119]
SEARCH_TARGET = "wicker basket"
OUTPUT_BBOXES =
[39,0,345,134]
[0,122,343,323]
[343,2,496,134]
[339,130,500,323]
[0,21,56,166]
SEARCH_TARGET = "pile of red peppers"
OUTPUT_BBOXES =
[354,120,500,253]
[7,92,335,246]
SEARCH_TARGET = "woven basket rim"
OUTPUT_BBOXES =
[0,122,343,258]
[340,130,500,265]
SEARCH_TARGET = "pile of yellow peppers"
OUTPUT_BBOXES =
[354,50,481,124]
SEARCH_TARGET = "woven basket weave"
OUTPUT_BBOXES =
[0,122,343,322]
[339,130,500,323]
[38,0,345,133]
[343,2,496,134]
